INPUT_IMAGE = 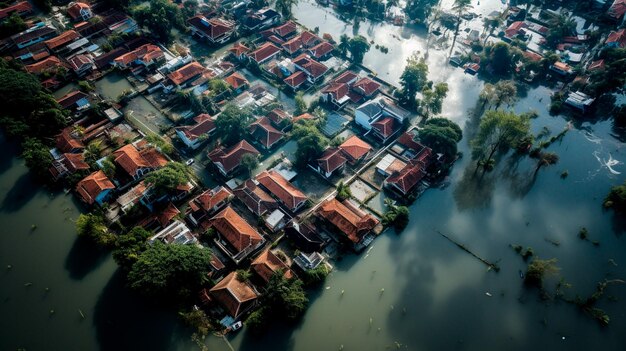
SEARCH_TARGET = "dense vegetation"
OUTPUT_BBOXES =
[419,118,463,161]
[604,181,626,213]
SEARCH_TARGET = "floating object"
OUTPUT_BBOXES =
[341,289,345,295]
[24,283,32,287]
[78,309,85,319]
[326,286,331,290]
[49,309,55,315]
[390,305,394,310]
[369,317,373,325]
[402,308,406,315]
[31,224,37,230]
[485,292,492,297]
[339,345,344,350]
[609,259,618,267]
[6,265,12,270]
[519,270,524,279]
[44,287,50,292]
[380,288,385,295]
[562,336,565,340]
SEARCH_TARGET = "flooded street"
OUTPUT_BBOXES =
[1,1,626,350]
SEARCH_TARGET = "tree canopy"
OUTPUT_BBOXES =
[144,162,190,197]
[404,0,438,23]
[275,0,298,18]
[76,213,116,246]
[215,104,251,146]
[471,110,530,168]
[112,226,152,270]
[292,121,328,168]
[127,241,212,300]
[604,181,626,213]
[421,82,448,117]
[347,35,371,64]
[399,55,429,109]
[21,138,53,179]
[132,0,184,43]
[419,118,463,161]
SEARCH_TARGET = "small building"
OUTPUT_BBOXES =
[209,271,258,320]
[607,0,626,24]
[233,179,279,216]
[210,206,265,264]
[67,54,94,77]
[116,181,148,214]
[315,148,347,179]
[242,7,281,31]
[188,16,236,45]
[224,72,249,94]
[149,220,197,245]
[317,198,379,248]
[11,25,57,49]
[549,61,573,76]
[208,140,260,177]
[49,153,90,180]
[56,90,90,113]
[113,143,168,180]
[25,56,65,75]
[285,221,325,252]
[248,116,285,150]
[113,44,165,69]
[256,170,307,213]
[376,153,407,177]
[308,41,334,61]
[564,91,595,113]
[165,62,207,91]
[264,208,287,232]
[261,20,297,41]
[44,30,80,52]
[67,2,93,22]
[293,251,325,271]
[228,42,250,61]
[292,54,328,83]
[187,186,233,228]
[248,42,282,65]
[385,160,427,195]
[606,29,626,48]
[0,1,32,22]
[339,135,372,164]
[175,114,216,150]
[76,170,116,205]
[250,249,293,284]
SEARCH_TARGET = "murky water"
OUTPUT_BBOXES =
[1,2,626,351]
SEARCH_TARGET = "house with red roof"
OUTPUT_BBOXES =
[248,42,282,64]
[49,153,90,180]
[283,70,308,91]
[317,198,379,248]
[251,249,293,285]
[352,77,380,98]
[209,271,258,319]
[228,42,250,61]
[187,186,233,228]
[321,71,380,108]
[56,90,90,112]
[67,2,93,22]
[308,41,334,60]
[293,54,328,83]
[256,170,307,212]
[385,159,427,195]
[248,116,285,150]
[281,36,304,56]
[607,0,626,23]
[0,1,32,22]
[165,62,207,90]
[261,20,297,41]
[549,61,573,76]
[266,108,291,131]
[67,53,94,77]
[10,25,57,49]
[233,179,279,216]
[587,59,605,72]
[504,21,526,40]
[208,140,260,176]
[76,170,116,205]
[113,143,168,180]
[113,44,164,69]
[224,72,249,94]
[25,56,65,75]
[188,16,236,45]
[55,126,85,153]
[175,114,216,150]
[339,135,372,164]
[606,29,626,48]
[44,30,80,52]
[210,206,266,263]
[315,147,347,179]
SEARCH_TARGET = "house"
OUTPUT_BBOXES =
[67,2,93,22]
[317,198,379,247]
[385,159,427,195]
[248,116,285,150]
[321,71,379,108]
[606,29,626,48]
[233,179,278,216]
[504,21,526,40]
[352,77,380,98]
[188,16,236,45]
[224,72,249,94]
[250,249,293,284]
[67,54,94,77]
[264,208,287,232]
[149,220,197,245]
[242,7,281,31]
[355,97,409,141]
[49,153,90,180]
[292,54,328,83]
[266,108,291,131]
[0,1,32,22]
[284,221,325,252]
[376,153,407,177]
[76,170,116,205]
[44,30,80,52]
[175,114,216,150]
[208,140,260,176]
[564,91,595,113]
[587,59,605,71]
[248,42,282,64]
[262,20,297,41]
[308,41,334,60]
[211,206,265,263]
[209,271,258,319]
[56,90,90,112]
[55,126,85,153]
[166,62,206,90]
[339,135,372,164]
[283,70,308,91]
[315,148,347,179]
[607,0,626,23]
[11,25,57,49]
[116,181,148,214]
[256,170,307,212]
[549,61,573,76]
[293,251,325,272]
[187,186,233,228]
[12,42,49,63]
[113,143,168,180]
[113,44,164,69]
[228,42,250,61]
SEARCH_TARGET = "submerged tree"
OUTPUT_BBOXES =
[603,181,626,213]
[421,82,449,117]
[524,258,560,289]
[112,226,152,270]
[293,120,328,168]
[215,104,251,146]
[533,151,559,176]
[449,0,473,57]
[399,55,429,109]
[21,138,53,179]
[419,117,463,161]
[275,0,298,18]
[336,181,352,201]
[347,35,371,64]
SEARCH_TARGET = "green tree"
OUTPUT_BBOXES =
[76,213,115,246]
[263,272,308,321]
[487,42,516,77]
[101,157,116,179]
[336,181,352,201]
[127,241,212,300]
[382,199,409,231]
[399,55,429,109]
[347,35,371,64]
[292,121,328,168]
[419,117,463,160]
[275,0,298,18]
[524,258,560,288]
[132,0,185,43]
[295,92,307,115]
[533,151,559,176]
[471,110,530,171]
[144,162,190,197]
[240,153,259,176]
[338,34,350,58]
[215,104,250,146]
[421,82,448,117]
[0,13,27,38]
[449,0,473,57]
[21,138,53,179]
[404,0,438,23]
[84,140,103,166]
[603,181,626,213]
[112,226,152,270]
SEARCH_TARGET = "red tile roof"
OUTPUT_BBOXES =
[249,116,284,149]
[299,31,322,47]
[266,108,290,126]
[44,30,79,50]
[224,72,249,90]
[176,114,216,142]
[188,16,235,40]
[56,90,88,109]
[76,170,115,204]
[321,82,349,101]
[229,42,250,56]
[281,36,303,54]
[273,20,297,38]
[209,271,257,318]
[308,41,334,59]
[284,70,307,88]
[56,127,84,153]
[114,44,163,66]
[188,186,232,213]
[249,42,281,63]
[339,135,372,162]
[208,140,260,174]
[67,2,91,20]
[25,56,64,74]
[293,112,314,122]
[251,249,293,284]
[608,0,626,20]
[505,21,525,38]
[386,160,426,194]
[168,62,205,86]
[293,54,328,79]
[158,202,180,228]
[113,144,167,177]
[234,179,278,216]
[588,59,605,71]
[62,153,90,172]
[0,1,32,20]
[256,170,307,211]
[317,148,347,174]
[334,70,358,84]
[372,117,397,138]
[318,198,379,243]
[211,206,263,253]
[607,29,626,48]
[68,54,93,71]
[352,77,380,96]
[522,50,542,62]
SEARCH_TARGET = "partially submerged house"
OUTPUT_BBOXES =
[250,249,293,284]
[49,153,90,180]
[210,206,265,264]
[188,16,236,45]
[175,114,216,150]
[355,97,410,143]
[113,44,164,69]
[317,198,379,249]
[314,147,347,179]
[256,170,307,213]
[248,116,285,150]
[76,170,116,205]
[209,271,258,320]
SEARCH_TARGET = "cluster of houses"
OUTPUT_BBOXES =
[0,0,443,330]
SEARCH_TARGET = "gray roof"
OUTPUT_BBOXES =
[356,100,383,118]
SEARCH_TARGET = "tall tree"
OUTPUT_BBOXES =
[421,82,448,117]
[144,162,190,197]
[275,0,298,18]
[215,104,251,146]
[338,34,350,58]
[471,110,530,170]
[448,0,473,57]
[533,151,559,176]
[399,55,429,109]
[347,35,371,64]
[21,138,53,179]
[419,117,463,160]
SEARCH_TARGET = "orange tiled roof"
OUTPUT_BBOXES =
[251,249,293,284]
[188,186,232,213]
[339,135,372,162]
[114,44,163,66]
[318,198,379,243]
[168,62,205,86]
[44,30,79,50]
[158,202,180,228]
[67,2,91,20]
[249,42,281,63]
[113,144,167,177]
[209,271,257,318]
[229,42,250,56]
[208,140,260,174]
[317,147,347,173]
[76,170,115,205]
[224,71,248,89]
[256,170,306,210]
[0,1,32,20]
[210,206,263,253]
[24,56,64,74]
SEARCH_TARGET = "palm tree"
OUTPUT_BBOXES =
[534,152,559,176]
[275,0,298,18]
[338,34,350,58]
[449,0,473,57]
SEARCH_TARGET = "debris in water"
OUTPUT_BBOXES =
[24,282,32,287]
[49,309,55,315]
[380,288,385,295]
[608,259,618,267]
[390,305,394,310]
[44,287,50,293]
[78,309,85,319]
[339,345,344,350]
[341,289,345,295]
[402,307,406,315]
[31,224,37,231]
[364,254,369,259]
[326,286,331,290]
[485,292,492,297]
[369,317,373,325]
[562,337,565,340]
[6,265,12,270]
